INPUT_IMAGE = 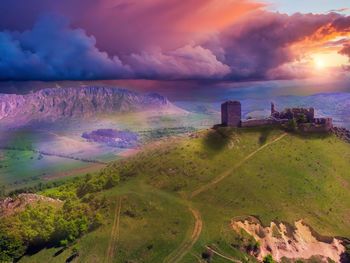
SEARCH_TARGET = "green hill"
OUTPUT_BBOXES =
[3,126,350,263]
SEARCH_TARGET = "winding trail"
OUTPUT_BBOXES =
[165,132,288,262]
[190,133,287,198]
[106,198,122,263]
[164,206,202,263]
[205,246,242,263]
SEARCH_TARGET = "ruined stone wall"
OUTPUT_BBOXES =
[241,118,289,127]
[314,117,333,130]
[221,101,241,127]
[299,118,333,132]
[272,107,315,122]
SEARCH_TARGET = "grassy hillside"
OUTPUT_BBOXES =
[0,110,218,191]
[10,126,350,262]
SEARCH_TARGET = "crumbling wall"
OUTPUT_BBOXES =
[272,107,315,122]
[242,118,289,127]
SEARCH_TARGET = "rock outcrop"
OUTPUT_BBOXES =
[231,217,346,263]
[332,127,350,143]
[0,87,183,127]
[0,194,61,217]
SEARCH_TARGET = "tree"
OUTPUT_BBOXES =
[263,254,275,263]
[72,245,80,256]
[60,239,69,248]
[287,119,298,131]
[0,230,26,261]
[345,244,350,259]
[91,213,104,229]
[298,114,307,123]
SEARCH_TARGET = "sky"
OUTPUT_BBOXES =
[0,0,350,83]
[267,0,350,15]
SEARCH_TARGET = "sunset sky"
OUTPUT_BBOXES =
[1,0,350,82]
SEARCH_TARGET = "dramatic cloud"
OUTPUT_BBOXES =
[126,45,230,79]
[210,11,350,80]
[0,0,261,54]
[339,43,350,58]
[0,15,231,80]
[0,15,131,80]
[1,0,350,81]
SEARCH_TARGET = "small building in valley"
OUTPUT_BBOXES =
[221,101,333,132]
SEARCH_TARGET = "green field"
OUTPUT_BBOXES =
[0,112,219,192]
[4,126,350,262]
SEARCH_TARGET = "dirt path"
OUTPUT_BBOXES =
[164,206,202,263]
[205,246,242,263]
[40,163,107,181]
[106,198,122,263]
[190,133,287,198]
[164,133,287,263]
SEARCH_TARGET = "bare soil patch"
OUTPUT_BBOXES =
[231,217,345,262]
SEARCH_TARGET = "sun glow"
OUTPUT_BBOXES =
[315,59,325,68]
[311,51,349,69]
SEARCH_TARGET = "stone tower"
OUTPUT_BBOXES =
[221,100,241,127]
[271,102,278,115]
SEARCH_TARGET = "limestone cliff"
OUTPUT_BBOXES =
[0,86,183,127]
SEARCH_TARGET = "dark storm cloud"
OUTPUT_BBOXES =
[0,15,131,80]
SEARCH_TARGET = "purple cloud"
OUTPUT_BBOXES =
[1,3,350,81]
[209,11,346,80]
[127,45,230,79]
[0,15,131,80]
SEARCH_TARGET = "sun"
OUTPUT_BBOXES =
[315,59,325,69]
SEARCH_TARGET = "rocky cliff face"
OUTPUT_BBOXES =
[0,86,180,127]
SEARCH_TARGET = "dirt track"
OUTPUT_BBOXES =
[205,246,241,263]
[164,206,202,263]
[164,133,288,263]
[106,198,122,263]
[190,133,287,198]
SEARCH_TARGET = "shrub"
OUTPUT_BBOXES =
[201,250,213,261]
[345,244,350,259]
[263,254,275,263]
[91,213,104,229]
[76,170,120,198]
[71,245,80,255]
[0,230,26,261]
[287,119,298,131]
[298,114,307,123]
[60,239,69,248]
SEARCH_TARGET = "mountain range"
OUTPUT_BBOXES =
[0,86,183,127]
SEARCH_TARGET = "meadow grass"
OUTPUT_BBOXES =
[17,126,350,262]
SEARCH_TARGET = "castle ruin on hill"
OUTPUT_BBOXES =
[221,100,333,132]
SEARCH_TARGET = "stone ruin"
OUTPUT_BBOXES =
[221,101,333,132]
[221,100,242,127]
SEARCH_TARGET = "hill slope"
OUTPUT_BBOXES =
[8,127,350,262]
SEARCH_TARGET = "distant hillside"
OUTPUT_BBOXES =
[0,87,184,127]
